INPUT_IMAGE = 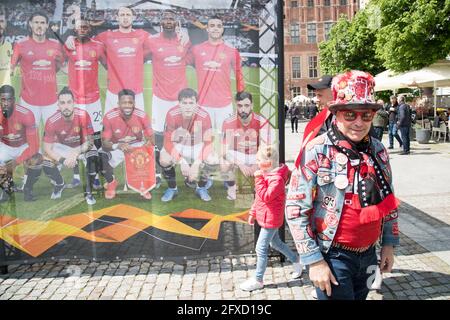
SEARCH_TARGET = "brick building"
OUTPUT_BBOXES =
[283,0,360,100]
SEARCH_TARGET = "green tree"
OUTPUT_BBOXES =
[374,0,450,72]
[319,9,384,76]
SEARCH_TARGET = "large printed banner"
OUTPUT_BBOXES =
[0,0,281,264]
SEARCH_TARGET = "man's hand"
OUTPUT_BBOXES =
[380,245,395,273]
[180,159,190,178]
[309,260,339,297]
[253,169,263,177]
[65,35,76,50]
[248,215,255,225]
[118,143,131,153]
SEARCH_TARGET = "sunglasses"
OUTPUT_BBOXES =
[340,110,375,122]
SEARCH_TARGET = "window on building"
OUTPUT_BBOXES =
[340,0,347,5]
[290,23,300,44]
[324,0,331,6]
[292,87,301,97]
[308,56,318,78]
[308,88,315,98]
[307,23,317,43]
[292,57,301,79]
[291,1,298,7]
[324,22,334,40]
[307,0,314,7]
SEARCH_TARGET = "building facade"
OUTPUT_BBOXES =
[283,0,360,100]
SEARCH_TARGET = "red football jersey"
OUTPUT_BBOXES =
[147,33,190,101]
[102,108,153,144]
[0,104,39,164]
[163,105,212,161]
[11,37,63,106]
[44,108,94,148]
[95,29,152,94]
[221,112,271,155]
[191,41,245,108]
[66,39,105,104]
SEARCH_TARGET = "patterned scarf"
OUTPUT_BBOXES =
[327,124,399,224]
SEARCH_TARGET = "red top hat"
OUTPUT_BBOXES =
[329,70,382,112]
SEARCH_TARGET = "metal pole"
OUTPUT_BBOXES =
[276,0,286,263]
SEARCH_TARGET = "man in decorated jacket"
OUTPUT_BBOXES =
[285,70,400,300]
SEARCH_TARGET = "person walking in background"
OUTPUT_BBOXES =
[308,102,319,120]
[397,95,411,155]
[240,144,303,291]
[372,99,389,141]
[289,104,300,133]
[386,95,403,149]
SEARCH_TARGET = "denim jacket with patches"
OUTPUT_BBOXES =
[285,133,400,266]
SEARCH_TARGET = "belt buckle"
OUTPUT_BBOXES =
[344,199,352,205]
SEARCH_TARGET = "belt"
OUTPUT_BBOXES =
[331,242,375,254]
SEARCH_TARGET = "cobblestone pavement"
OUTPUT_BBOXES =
[0,122,449,300]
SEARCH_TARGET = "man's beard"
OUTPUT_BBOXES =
[239,112,250,120]
[62,109,73,118]
[2,107,12,118]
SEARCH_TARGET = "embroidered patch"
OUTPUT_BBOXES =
[392,222,399,236]
[290,224,304,241]
[301,166,313,181]
[384,210,398,222]
[295,242,311,254]
[317,153,331,169]
[289,171,300,189]
[287,193,306,201]
[286,206,301,219]
[321,196,336,211]
[325,213,339,228]
[305,159,319,174]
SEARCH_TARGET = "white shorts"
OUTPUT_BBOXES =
[75,99,103,132]
[105,90,145,114]
[20,98,58,127]
[0,143,28,164]
[103,141,145,168]
[225,149,256,166]
[163,143,203,163]
[201,103,234,133]
[51,143,96,163]
[151,95,177,132]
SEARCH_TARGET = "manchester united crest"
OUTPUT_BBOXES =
[219,53,226,60]
[47,49,54,57]
[132,126,140,134]
[132,38,138,44]
[90,50,97,58]
[73,126,80,133]
[14,123,22,130]
[130,149,150,170]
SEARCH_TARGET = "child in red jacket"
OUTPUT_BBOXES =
[240,144,304,291]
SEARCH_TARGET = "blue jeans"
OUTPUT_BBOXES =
[255,227,299,282]
[399,126,410,152]
[388,123,402,147]
[315,246,377,300]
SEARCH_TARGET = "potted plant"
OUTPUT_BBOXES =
[414,97,432,144]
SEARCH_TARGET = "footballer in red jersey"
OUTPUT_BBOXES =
[159,88,218,203]
[0,85,42,202]
[42,87,98,205]
[66,7,152,113]
[66,17,106,138]
[191,15,245,131]
[99,89,154,200]
[10,12,64,127]
[221,91,273,200]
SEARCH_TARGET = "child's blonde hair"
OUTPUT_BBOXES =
[256,144,279,164]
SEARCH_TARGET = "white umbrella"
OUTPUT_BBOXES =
[292,94,310,104]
